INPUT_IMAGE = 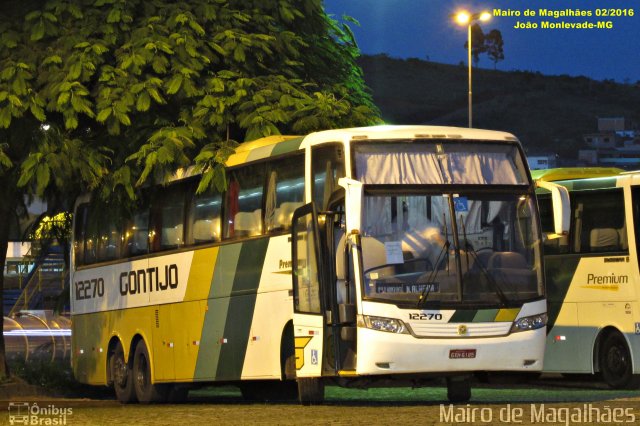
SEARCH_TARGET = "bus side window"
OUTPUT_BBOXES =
[572,189,626,254]
[84,206,100,264]
[312,144,345,210]
[224,163,266,239]
[81,203,124,264]
[632,186,640,264]
[537,194,568,255]
[265,155,304,233]
[73,204,89,267]
[189,190,222,244]
[97,220,121,262]
[150,185,187,252]
[123,209,149,257]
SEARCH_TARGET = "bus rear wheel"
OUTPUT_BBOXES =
[133,341,169,403]
[110,342,136,403]
[446,376,471,402]
[599,332,640,389]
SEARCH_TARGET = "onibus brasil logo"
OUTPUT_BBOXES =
[8,402,73,425]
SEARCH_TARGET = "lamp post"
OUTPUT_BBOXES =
[455,11,491,128]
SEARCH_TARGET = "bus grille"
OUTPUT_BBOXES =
[408,322,512,337]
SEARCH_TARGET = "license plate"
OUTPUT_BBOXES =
[449,349,476,359]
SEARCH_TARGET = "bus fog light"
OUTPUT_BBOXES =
[511,313,547,333]
[363,315,409,334]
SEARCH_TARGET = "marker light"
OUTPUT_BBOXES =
[510,313,548,333]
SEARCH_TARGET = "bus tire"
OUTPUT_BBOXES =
[599,332,640,389]
[297,378,324,405]
[446,376,471,402]
[132,341,169,403]
[110,342,136,404]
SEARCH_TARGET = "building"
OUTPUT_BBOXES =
[528,155,557,170]
[579,117,640,170]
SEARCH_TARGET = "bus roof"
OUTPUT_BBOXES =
[226,135,304,167]
[301,125,519,148]
[225,125,521,167]
[531,167,624,182]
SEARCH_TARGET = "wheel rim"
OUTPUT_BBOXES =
[606,343,628,379]
[114,356,128,387]
[136,353,149,390]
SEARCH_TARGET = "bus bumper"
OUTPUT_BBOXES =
[356,326,546,375]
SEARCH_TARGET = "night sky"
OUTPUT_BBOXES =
[324,0,639,82]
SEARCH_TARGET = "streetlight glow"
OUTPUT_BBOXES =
[455,11,470,25]
[453,9,492,128]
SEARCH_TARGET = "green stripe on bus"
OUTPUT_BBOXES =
[544,255,581,330]
[193,297,230,380]
[449,310,477,323]
[215,238,270,380]
[472,309,499,322]
[270,137,304,157]
[570,177,619,191]
[209,244,242,299]
[231,238,270,294]
[194,243,244,380]
[245,145,275,162]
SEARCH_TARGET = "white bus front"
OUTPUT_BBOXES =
[292,137,547,403]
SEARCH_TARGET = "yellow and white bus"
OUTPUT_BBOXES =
[534,167,640,389]
[71,125,554,404]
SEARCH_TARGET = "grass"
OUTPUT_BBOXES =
[6,359,111,398]
[8,359,76,391]
[189,378,640,405]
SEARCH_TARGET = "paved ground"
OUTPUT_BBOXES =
[1,376,639,425]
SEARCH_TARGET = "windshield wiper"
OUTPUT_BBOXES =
[463,241,510,305]
[460,218,509,305]
[417,240,450,308]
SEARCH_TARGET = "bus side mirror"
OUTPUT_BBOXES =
[338,178,363,234]
[536,180,570,236]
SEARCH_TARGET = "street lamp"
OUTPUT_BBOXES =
[455,10,491,128]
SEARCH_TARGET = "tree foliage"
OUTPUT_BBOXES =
[0,0,380,379]
[464,25,504,69]
[1,0,380,199]
[485,29,505,69]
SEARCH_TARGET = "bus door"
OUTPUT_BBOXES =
[328,197,358,374]
[291,203,329,378]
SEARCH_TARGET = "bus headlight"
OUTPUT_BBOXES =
[362,315,409,334]
[510,313,547,333]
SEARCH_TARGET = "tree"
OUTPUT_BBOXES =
[463,26,505,69]
[485,29,505,69]
[0,0,380,379]
[464,23,486,67]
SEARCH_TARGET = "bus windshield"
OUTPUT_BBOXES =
[354,141,529,185]
[360,191,543,307]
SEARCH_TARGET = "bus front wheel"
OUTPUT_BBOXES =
[110,342,136,403]
[446,376,471,402]
[133,342,169,403]
[599,332,640,389]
